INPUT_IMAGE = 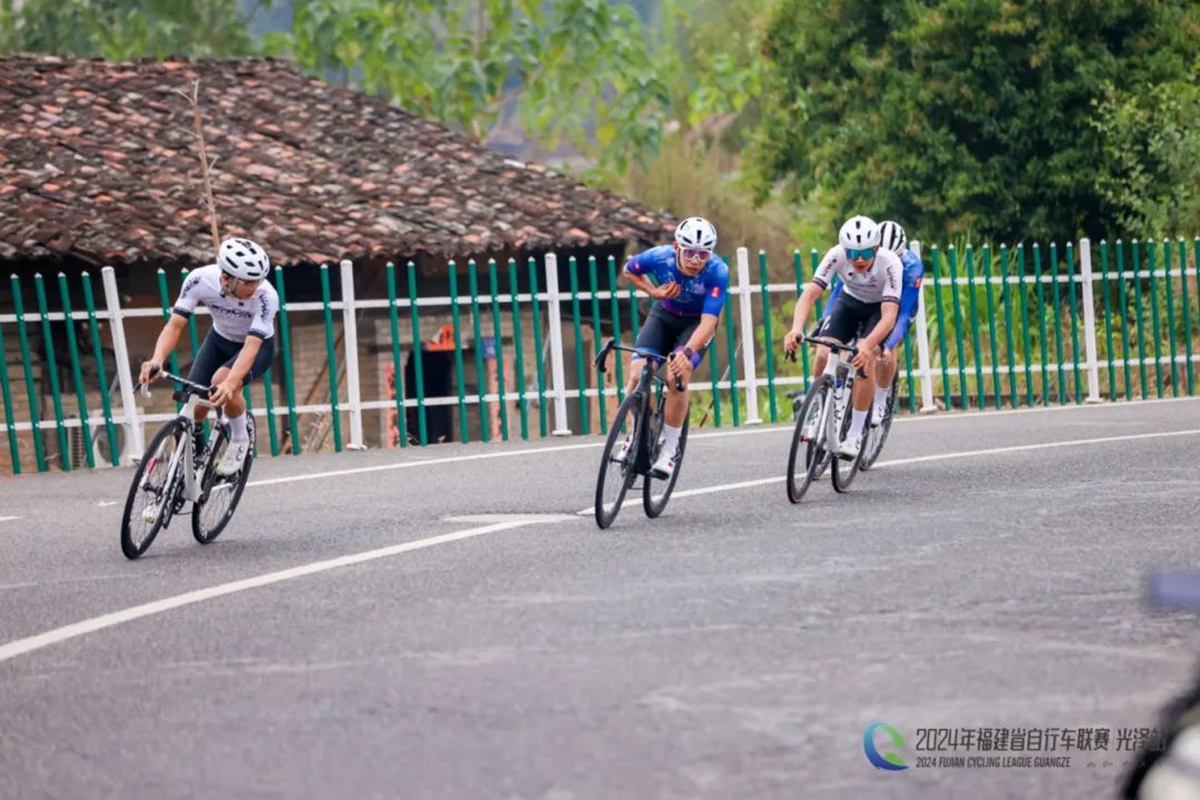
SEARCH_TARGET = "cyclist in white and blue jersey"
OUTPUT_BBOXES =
[811,220,925,426]
[138,238,277,477]
[621,217,730,478]
[784,215,903,459]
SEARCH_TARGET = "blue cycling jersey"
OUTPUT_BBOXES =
[624,245,730,317]
[824,249,925,350]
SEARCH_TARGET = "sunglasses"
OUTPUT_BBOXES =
[846,247,877,261]
[680,247,712,261]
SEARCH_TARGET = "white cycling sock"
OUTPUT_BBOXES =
[228,412,249,442]
[849,409,868,438]
[661,423,681,456]
[874,385,890,408]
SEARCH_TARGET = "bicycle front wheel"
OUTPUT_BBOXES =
[595,392,641,529]
[860,371,899,471]
[192,417,256,545]
[831,390,865,493]
[643,414,689,518]
[787,377,830,504]
[120,418,187,560]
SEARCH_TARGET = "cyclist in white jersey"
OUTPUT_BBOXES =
[783,215,902,459]
[138,238,278,476]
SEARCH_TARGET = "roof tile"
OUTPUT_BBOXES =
[0,55,673,267]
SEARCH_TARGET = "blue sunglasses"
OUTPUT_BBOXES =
[846,247,877,261]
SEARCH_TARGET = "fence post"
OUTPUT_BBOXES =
[544,253,572,436]
[910,241,936,413]
[735,247,762,425]
[100,266,142,463]
[337,259,365,450]
[1078,238,1102,403]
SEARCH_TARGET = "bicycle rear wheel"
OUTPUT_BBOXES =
[120,418,186,560]
[595,392,641,529]
[643,414,689,518]
[786,376,831,504]
[860,371,899,471]
[192,416,256,544]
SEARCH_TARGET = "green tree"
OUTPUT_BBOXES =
[1091,70,1200,235]
[0,0,263,59]
[266,0,669,172]
[754,0,1200,243]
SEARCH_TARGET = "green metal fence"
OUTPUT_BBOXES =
[2,238,1198,474]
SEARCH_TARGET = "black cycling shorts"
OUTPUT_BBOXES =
[188,331,275,387]
[633,304,712,366]
[817,292,895,349]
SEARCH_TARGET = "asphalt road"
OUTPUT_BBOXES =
[2,397,1199,799]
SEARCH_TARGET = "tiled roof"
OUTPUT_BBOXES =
[0,55,673,267]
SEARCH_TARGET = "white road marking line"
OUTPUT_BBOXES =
[576,427,1200,513]
[97,501,118,507]
[0,573,143,591]
[0,516,22,523]
[6,425,1198,664]
[0,519,552,664]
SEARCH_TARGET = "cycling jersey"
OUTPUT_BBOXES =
[824,249,925,349]
[172,265,279,342]
[811,245,903,305]
[624,245,729,317]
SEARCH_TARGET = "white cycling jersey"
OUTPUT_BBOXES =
[811,245,903,305]
[172,264,278,341]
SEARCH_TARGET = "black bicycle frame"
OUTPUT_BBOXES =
[595,338,679,475]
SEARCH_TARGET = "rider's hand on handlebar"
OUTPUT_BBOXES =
[667,351,686,379]
[651,281,682,301]
[851,343,876,372]
[138,360,161,385]
[782,329,802,355]
[209,374,242,407]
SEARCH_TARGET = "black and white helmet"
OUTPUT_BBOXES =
[217,238,270,281]
[838,215,881,250]
[674,217,718,250]
[879,220,907,253]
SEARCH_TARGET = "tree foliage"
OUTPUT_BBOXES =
[754,0,1200,243]
[264,0,669,172]
[0,0,261,59]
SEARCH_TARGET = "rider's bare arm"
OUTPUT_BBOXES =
[141,315,187,381]
[862,301,900,352]
[789,283,824,337]
[684,313,719,356]
[623,266,677,300]
[225,335,264,387]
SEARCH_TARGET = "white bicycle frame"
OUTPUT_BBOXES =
[138,386,220,505]
[812,349,854,453]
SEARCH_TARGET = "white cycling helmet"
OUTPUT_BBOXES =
[217,237,270,281]
[838,215,881,250]
[879,220,907,252]
[674,217,718,251]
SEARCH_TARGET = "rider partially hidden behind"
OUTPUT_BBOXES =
[621,217,730,478]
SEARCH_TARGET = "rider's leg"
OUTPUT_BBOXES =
[624,354,640,398]
[873,343,899,418]
[812,345,830,382]
[844,346,876,448]
[211,336,274,475]
[657,356,694,467]
[211,365,250,443]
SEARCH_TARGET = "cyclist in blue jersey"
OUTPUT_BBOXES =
[808,220,924,426]
[621,217,730,478]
